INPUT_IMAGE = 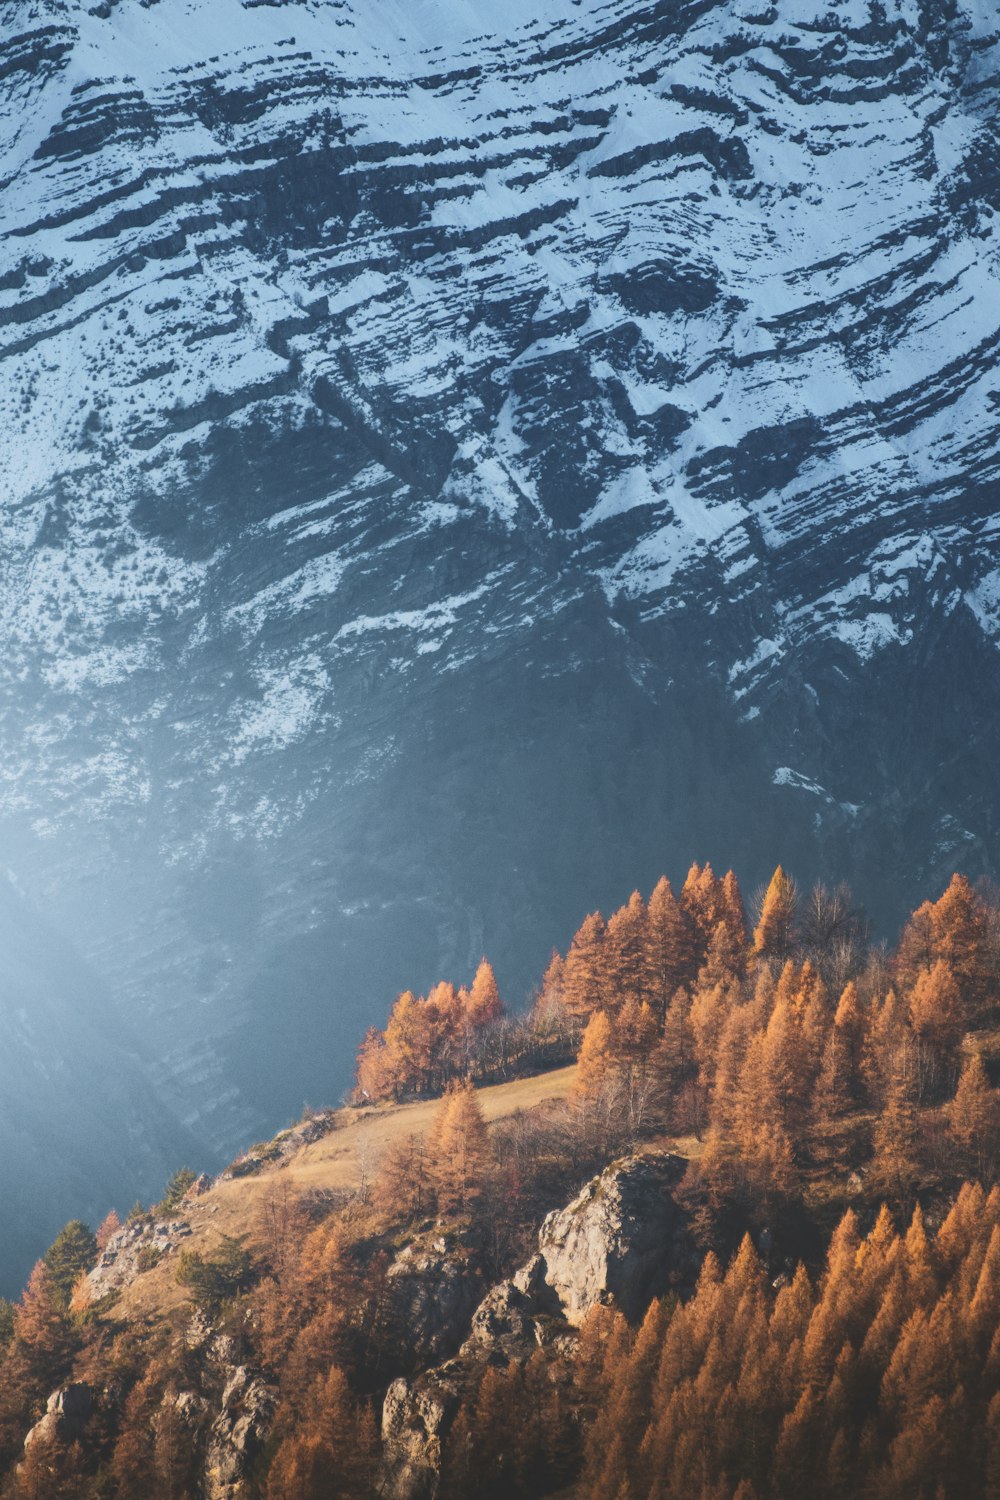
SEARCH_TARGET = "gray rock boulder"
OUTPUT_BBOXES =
[380,1153,686,1499]
[460,1254,560,1361]
[381,1362,466,1500]
[538,1153,683,1325]
[23,1384,93,1451]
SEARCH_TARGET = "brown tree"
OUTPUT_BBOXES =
[429,1082,492,1215]
[465,959,503,1029]
[605,891,650,1008]
[897,873,988,1021]
[948,1053,1000,1185]
[753,866,797,960]
[561,913,610,1020]
[646,876,696,1018]
[870,1076,920,1207]
[575,1009,615,1102]
[266,1367,377,1500]
[95,1209,121,1252]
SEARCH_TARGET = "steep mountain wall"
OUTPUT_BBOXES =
[1,0,999,1268]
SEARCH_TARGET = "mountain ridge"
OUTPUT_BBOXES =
[1,0,1000,1272]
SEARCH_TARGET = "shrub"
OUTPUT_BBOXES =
[176,1235,253,1312]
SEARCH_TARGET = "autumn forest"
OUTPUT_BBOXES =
[1,862,999,1499]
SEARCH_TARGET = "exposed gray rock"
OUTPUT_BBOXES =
[538,1153,683,1325]
[86,1216,193,1300]
[460,1255,559,1361]
[381,1153,686,1499]
[386,1244,481,1365]
[165,1389,209,1427]
[23,1384,93,1451]
[381,1363,466,1500]
[204,1366,276,1500]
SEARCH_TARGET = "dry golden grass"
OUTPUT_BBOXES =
[117,1065,579,1320]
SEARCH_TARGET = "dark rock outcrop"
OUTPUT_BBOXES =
[204,1365,276,1500]
[381,1152,685,1499]
[385,1242,483,1367]
[23,1384,93,1452]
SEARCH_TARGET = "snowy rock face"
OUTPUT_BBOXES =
[1,0,1000,1245]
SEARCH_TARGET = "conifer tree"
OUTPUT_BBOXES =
[614,998,663,1134]
[949,1053,1000,1185]
[696,921,746,993]
[153,1389,198,1500]
[902,1203,937,1308]
[908,959,966,1055]
[689,979,738,1093]
[605,891,650,1007]
[812,1028,853,1136]
[94,1209,121,1253]
[898,873,989,1020]
[681,862,729,963]
[720,869,750,954]
[646,877,696,1018]
[537,950,565,1008]
[465,960,503,1029]
[353,1024,393,1103]
[561,912,610,1020]
[753,866,797,960]
[659,987,693,1087]
[44,1221,97,1308]
[266,1367,376,1500]
[13,1432,85,1500]
[13,1261,75,1390]
[870,1075,920,1207]
[833,982,865,1082]
[375,1132,430,1222]
[576,1009,615,1101]
[762,991,812,1132]
[861,988,910,1106]
[429,1081,492,1215]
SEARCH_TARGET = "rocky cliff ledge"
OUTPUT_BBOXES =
[382,1151,687,1500]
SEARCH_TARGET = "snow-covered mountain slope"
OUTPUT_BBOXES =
[2,0,1000,1249]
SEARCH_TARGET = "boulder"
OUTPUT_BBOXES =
[538,1153,683,1325]
[461,1254,560,1360]
[380,1153,687,1499]
[23,1383,93,1451]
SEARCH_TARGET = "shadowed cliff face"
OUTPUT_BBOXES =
[0,0,999,1273]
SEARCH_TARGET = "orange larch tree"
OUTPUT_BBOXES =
[561,912,610,1021]
[646,876,696,1019]
[753,866,797,961]
[605,890,650,1008]
[948,1053,1000,1185]
[428,1081,492,1215]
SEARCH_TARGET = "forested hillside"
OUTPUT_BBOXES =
[0,863,997,1499]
